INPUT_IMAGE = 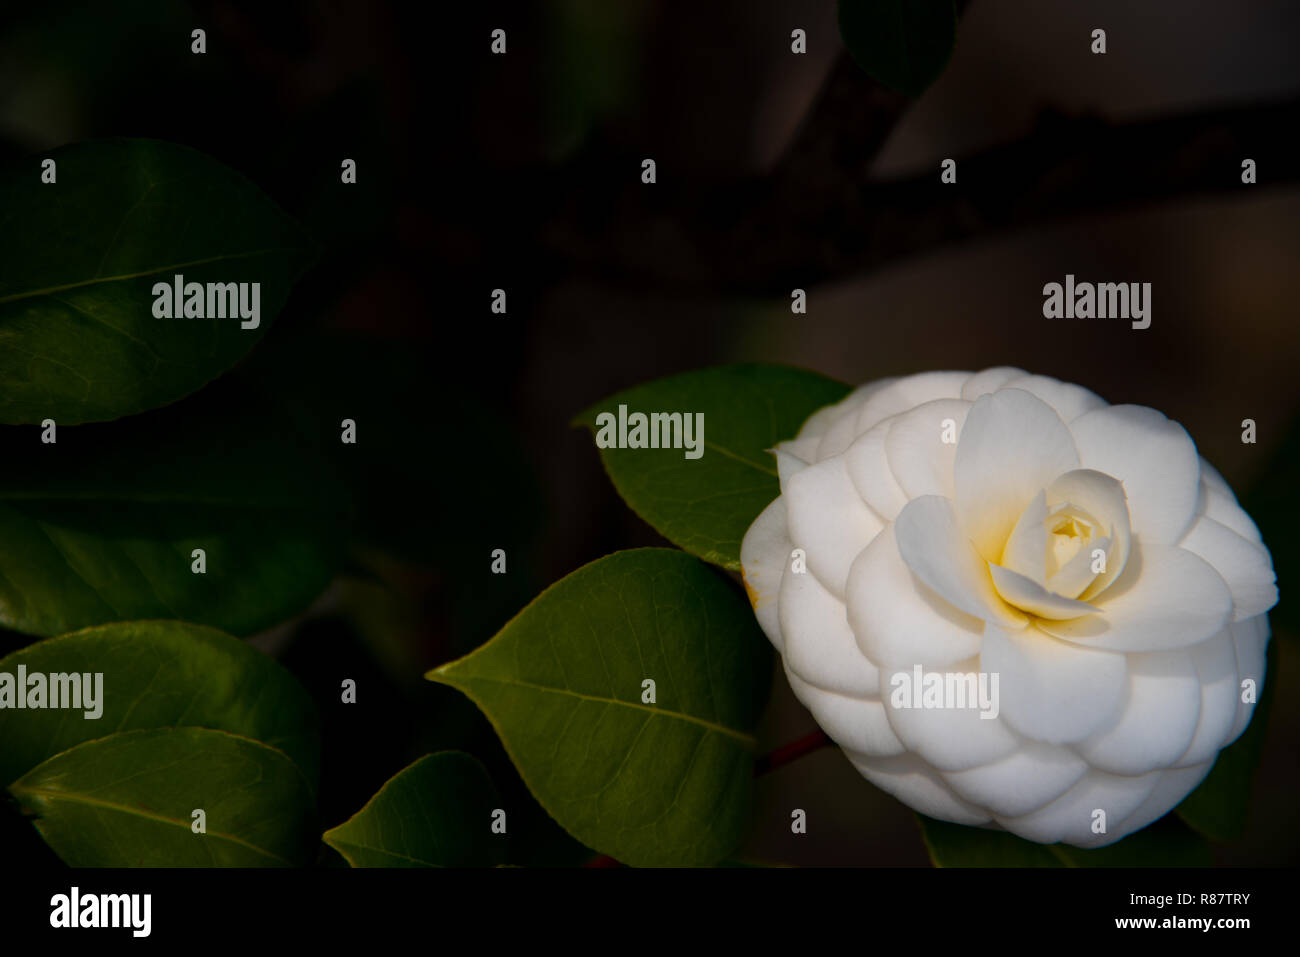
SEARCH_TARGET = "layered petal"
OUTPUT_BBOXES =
[1179,515,1278,621]
[845,752,991,826]
[1076,650,1201,776]
[895,496,1027,628]
[846,524,985,670]
[1176,631,1240,768]
[1227,615,1269,742]
[1070,404,1200,544]
[785,667,905,758]
[998,769,1161,847]
[1111,763,1214,837]
[1000,489,1049,584]
[943,742,1087,818]
[879,660,1019,772]
[1001,374,1107,423]
[981,623,1127,743]
[785,455,884,598]
[884,398,971,501]
[739,497,791,651]
[1038,543,1233,652]
[780,561,880,699]
[961,367,1026,401]
[988,563,1097,619]
[954,389,1080,562]
[849,371,970,440]
[1046,468,1132,600]
[844,421,909,520]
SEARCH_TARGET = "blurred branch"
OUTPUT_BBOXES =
[537,57,1300,294]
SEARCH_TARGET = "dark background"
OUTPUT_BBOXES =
[1,0,1296,866]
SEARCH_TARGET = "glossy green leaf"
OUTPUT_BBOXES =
[0,137,315,424]
[0,620,319,788]
[0,381,348,637]
[428,549,772,867]
[920,810,1212,867]
[323,752,505,867]
[837,0,957,97]
[9,727,317,866]
[1054,814,1212,867]
[1176,637,1278,841]
[918,815,1063,867]
[1241,416,1300,635]
[574,365,849,570]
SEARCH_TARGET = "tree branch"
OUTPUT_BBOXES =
[537,57,1300,295]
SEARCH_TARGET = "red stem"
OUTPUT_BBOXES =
[753,729,832,777]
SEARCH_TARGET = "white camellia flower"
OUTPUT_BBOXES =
[741,368,1277,847]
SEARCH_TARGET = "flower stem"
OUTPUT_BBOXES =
[754,730,832,776]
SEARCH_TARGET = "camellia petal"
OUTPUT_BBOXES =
[780,561,881,699]
[998,769,1161,847]
[943,741,1087,819]
[960,366,1026,402]
[1048,534,1111,599]
[988,563,1097,619]
[785,666,905,758]
[1178,515,1277,622]
[844,422,910,521]
[849,371,970,441]
[1076,649,1202,776]
[846,752,991,826]
[739,498,792,652]
[1177,631,1240,768]
[1070,404,1200,544]
[895,496,1027,628]
[784,455,884,598]
[980,623,1127,744]
[1198,482,1264,545]
[1045,468,1131,600]
[1038,543,1233,652]
[999,489,1049,584]
[738,367,1275,848]
[883,398,971,502]
[846,524,985,670]
[1228,616,1269,741]
[878,658,1020,772]
[797,377,898,444]
[1001,374,1107,423]
[954,389,1080,562]
[1112,762,1214,837]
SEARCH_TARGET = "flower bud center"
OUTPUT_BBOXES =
[1045,505,1098,577]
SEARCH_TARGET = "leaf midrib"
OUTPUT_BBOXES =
[0,247,308,306]
[13,785,292,865]
[443,672,756,747]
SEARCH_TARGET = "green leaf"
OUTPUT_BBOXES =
[0,381,348,636]
[323,752,505,867]
[1053,814,1212,867]
[837,0,957,97]
[1242,416,1300,636]
[920,811,1212,867]
[574,364,849,570]
[428,549,772,867]
[0,137,315,425]
[1176,636,1278,841]
[0,620,319,789]
[9,727,317,866]
[918,815,1063,867]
